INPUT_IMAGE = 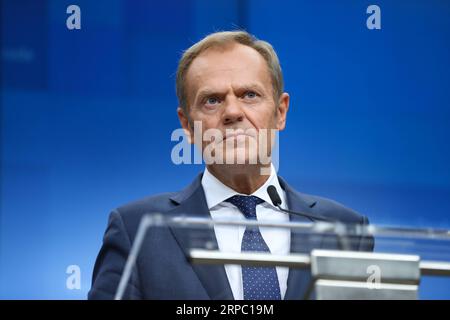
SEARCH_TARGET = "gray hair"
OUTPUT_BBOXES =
[176,30,284,112]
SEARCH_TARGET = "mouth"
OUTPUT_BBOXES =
[222,129,255,142]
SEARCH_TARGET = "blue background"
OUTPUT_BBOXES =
[1,0,449,299]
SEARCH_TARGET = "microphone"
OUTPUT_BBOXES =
[267,185,334,222]
[267,185,355,251]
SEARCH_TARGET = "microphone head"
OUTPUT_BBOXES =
[267,185,282,207]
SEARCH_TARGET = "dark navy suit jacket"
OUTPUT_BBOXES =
[88,174,374,300]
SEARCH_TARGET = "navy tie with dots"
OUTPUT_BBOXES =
[226,195,282,300]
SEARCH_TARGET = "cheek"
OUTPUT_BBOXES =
[190,113,222,144]
[246,108,277,130]
[199,117,221,133]
[188,111,208,129]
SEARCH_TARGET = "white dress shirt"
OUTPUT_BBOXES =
[201,164,290,300]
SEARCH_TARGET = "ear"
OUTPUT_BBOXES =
[276,92,290,131]
[177,107,194,144]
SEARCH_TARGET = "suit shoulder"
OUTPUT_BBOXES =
[114,192,177,223]
[299,191,366,224]
[279,176,367,224]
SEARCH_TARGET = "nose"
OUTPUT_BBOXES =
[222,97,244,125]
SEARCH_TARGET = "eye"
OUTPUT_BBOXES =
[205,96,220,106]
[243,91,258,99]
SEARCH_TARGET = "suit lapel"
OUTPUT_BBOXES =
[165,174,327,300]
[167,174,234,300]
[279,177,324,300]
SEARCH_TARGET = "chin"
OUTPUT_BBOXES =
[223,147,259,165]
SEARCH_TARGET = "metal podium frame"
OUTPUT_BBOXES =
[115,213,450,300]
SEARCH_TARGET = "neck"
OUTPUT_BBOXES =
[207,164,271,195]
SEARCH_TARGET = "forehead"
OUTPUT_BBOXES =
[185,43,272,95]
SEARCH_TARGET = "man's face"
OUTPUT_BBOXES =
[178,43,289,169]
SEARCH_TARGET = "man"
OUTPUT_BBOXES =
[88,31,373,300]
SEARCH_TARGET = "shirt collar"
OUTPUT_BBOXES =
[201,164,286,210]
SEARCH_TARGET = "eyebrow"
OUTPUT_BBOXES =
[195,83,266,103]
[195,89,221,104]
[237,83,266,94]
